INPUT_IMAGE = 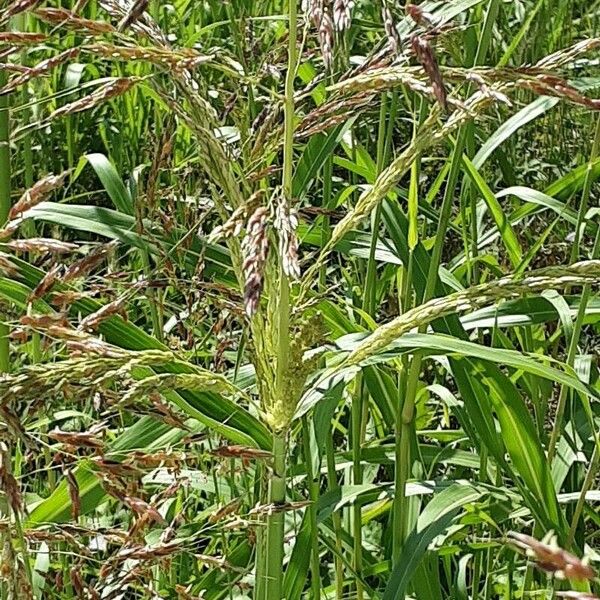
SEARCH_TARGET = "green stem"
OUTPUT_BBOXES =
[319,155,333,289]
[262,431,287,600]
[325,426,344,599]
[302,417,321,600]
[566,443,600,549]
[257,2,298,598]
[351,374,364,600]
[547,115,600,463]
[0,64,11,373]
[141,249,164,342]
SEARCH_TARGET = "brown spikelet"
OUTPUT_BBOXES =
[0,253,19,277]
[116,540,183,561]
[208,498,243,524]
[49,78,138,120]
[0,31,47,44]
[48,428,105,450]
[1,49,80,96]
[66,338,125,358]
[65,468,81,520]
[51,290,95,309]
[62,241,118,282]
[209,191,265,243]
[508,531,596,581]
[100,0,167,44]
[518,74,600,110]
[10,170,70,219]
[78,296,128,332]
[297,90,373,138]
[382,1,401,55]
[333,0,353,31]
[411,35,447,109]
[20,313,70,330]
[318,6,334,69]
[405,3,436,28]
[146,124,175,210]
[69,565,85,599]
[210,445,272,460]
[0,0,41,24]
[124,495,165,524]
[7,239,78,255]
[0,442,22,515]
[557,593,600,600]
[274,194,300,279]
[92,457,142,479]
[117,0,149,31]
[249,500,311,516]
[241,207,269,317]
[27,264,63,302]
[35,7,114,33]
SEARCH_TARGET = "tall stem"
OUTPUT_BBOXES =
[0,67,11,373]
[257,2,298,599]
[262,432,287,599]
[547,114,600,464]
[302,417,321,599]
[325,426,345,599]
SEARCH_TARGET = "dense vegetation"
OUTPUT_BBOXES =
[0,0,599,598]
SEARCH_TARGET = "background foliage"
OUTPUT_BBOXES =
[0,0,600,598]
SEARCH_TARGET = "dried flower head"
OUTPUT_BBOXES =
[7,238,78,255]
[209,191,265,243]
[34,7,115,33]
[333,0,353,31]
[0,31,47,44]
[508,531,596,581]
[78,295,128,332]
[62,241,118,282]
[241,207,270,317]
[319,5,334,69]
[0,442,22,515]
[411,35,447,109]
[28,264,63,302]
[1,49,81,96]
[48,78,138,121]
[405,3,436,28]
[382,0,401,55]
[117,0,149,31]
[210,445,272,460]
[274,194,301,279]
[0,0,41,24]
[10,170,70,219]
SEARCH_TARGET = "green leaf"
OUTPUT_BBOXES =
[80,153,134,214]
[383,483,485,600]
[462,155,522,267]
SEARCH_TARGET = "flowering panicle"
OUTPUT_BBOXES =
[333,0,353,31]
[274,195,301,279]
[411,35,447,110]
[241,207,270,317]
[382,0,401,55]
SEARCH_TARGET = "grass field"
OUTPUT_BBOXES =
[0,0,600,598]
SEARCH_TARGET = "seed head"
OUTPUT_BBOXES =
[333,0,353,31]
[411,35,447,109]
[382,1,401,55]
[274,195,301,279]
[319,6,334,69]
[241,207,270,317]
